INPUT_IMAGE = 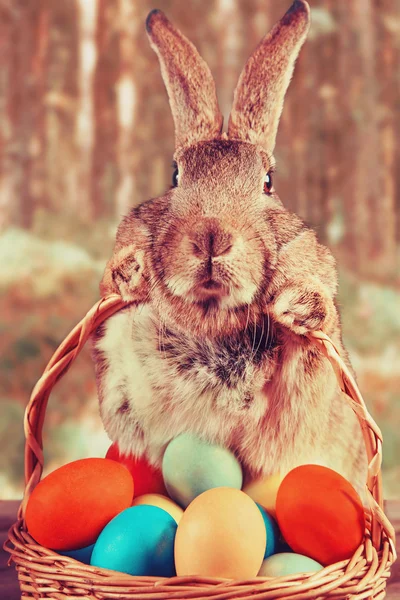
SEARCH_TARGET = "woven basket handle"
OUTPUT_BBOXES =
[21,294,395,551]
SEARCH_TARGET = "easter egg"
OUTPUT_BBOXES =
[91,505,177,576]
[256,504,280,558]
[162,434,243,508]
[258,553,323,577]
[175,487,266,578]
[59,544,95,565]
[243,474,283,519]
[132,494,183,523]
[276,465,365,565]
[106,443,167,496]
[25,458,133,551]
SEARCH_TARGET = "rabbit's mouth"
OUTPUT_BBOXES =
[200,278,223,291]
[194,277,230,301]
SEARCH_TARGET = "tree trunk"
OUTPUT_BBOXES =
[0,2,15,231]
[215,0,244,124]
[45,0,79,218]
[76,0,98,222]
[91,0,120,220]
[2,0,48,230]
[113,0,138,218]
[373,0,398,279]
[312,0,341,244]
[338,0,377,275]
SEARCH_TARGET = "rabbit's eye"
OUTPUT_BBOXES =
[172,168,179,187]
[263,172,273,194]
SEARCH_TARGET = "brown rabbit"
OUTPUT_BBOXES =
[93,1,367,496]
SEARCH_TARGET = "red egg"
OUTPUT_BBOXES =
[106,443,167,497]
[276,465,365,565]
[25,458,134,551]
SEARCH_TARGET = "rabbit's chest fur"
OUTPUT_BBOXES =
[93,303,363,484]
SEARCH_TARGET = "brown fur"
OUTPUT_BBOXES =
[146,9,223,149]
[228,0,310,152]
[93,2,366,497]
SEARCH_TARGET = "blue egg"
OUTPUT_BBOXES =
[256,504,280,558]
[91,505,177,576]
[59,544,95,565]
[162,433,243,508]
[258,553,323,577]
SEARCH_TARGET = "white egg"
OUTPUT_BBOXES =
[258,552,323,577]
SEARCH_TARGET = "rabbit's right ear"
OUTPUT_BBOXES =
[146,10,223,149]
[228,0,310,153]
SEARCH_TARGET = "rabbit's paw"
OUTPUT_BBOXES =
[111,246,148,303]
[269,282,334,336]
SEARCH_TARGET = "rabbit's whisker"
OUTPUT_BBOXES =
[254,308,265,359]
[137,273,163,313]
[244,302,251,339]
[161,315,168,360]
[265,311,271,352]
[251,311,257,358]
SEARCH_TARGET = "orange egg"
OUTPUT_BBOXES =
[175,487,266,578]
[276,465,365,565]
[25,458,134,551]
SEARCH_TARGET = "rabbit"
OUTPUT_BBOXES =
[92,0,367,497]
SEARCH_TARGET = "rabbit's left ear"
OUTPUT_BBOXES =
[228,0,310,153]
[146,10,223,149]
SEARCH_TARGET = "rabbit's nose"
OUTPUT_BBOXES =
[192,230,233,258]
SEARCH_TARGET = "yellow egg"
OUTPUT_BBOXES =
[243,473,283,518]
[175,487,266,578]
[132,493,183,523]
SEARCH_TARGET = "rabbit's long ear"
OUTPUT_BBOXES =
[146,10,223,149]
[228,0,310,153]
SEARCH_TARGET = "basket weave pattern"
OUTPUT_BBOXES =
[4,294,397,599]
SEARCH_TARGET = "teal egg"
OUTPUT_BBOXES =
[59,544,95,565]
[256,504,280,558]
[162,434,243,508]
[91,505,177,576]
[258,553,323,577]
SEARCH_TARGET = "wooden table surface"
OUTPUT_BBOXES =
[1,500,399,599]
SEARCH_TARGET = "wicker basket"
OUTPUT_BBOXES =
[4,294,397,599]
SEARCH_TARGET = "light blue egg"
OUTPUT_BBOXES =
[258,553,323,577]
[162,433,243,508]
[59,544,95,565]
[90,505,177,577]
[256,504,280,558]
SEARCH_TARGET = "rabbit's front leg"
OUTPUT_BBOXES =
[100,245,149,303]
[268,278,337,336]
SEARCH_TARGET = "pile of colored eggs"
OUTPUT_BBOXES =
[25,433,366,579]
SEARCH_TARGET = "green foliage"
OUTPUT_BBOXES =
[0,401,25,486]
[338,269,400,352]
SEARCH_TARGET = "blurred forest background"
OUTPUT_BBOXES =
[0,0,399,500]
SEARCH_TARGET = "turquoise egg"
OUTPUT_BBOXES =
[91,505,177,576]
[59,544,95,565]
[256,504,280,558]
[162,434,243,508]
[258,553,323,577]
